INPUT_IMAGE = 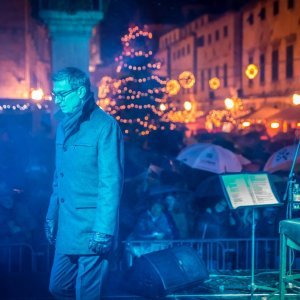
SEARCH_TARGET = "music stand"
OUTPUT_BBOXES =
[220,172,282,299]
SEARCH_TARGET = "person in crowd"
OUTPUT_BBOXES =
[128,200,174,240]
[44,67,124,300]
[194,197,238,239]
[0,181,36,244]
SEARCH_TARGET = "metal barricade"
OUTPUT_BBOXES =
[124,238,281,271]
[0,238,284,273]
[0,243,35,272]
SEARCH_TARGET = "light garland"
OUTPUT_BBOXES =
[0,102,50,111]
[106,25,173,136]
[178,71,195,89]
[245,64,259,79]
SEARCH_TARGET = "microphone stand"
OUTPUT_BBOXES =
[282,136,300,275]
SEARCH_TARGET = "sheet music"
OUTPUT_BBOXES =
[221,173,279,209]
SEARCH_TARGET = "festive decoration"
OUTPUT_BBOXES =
[166,80,180,96]
[245,64,259,79]
[224,98,235,109]
[292,94,300,105]
[98,76,113,99]
[105,25,174,137]
[209,77,221,90]
[242,121,251,127]
[159,103,167,111]
[0,102,50,112]
[270,122,280,129]
[178,71,195,89]
[184,101,192,111]
[30,88,44,101]
[206,109,236,132]
[224,97,244,115]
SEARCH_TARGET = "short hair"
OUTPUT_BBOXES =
[52,67,91,91]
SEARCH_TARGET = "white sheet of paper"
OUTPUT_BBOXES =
[221,173,279,209]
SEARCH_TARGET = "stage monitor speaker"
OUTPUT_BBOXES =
[126,246,209,298]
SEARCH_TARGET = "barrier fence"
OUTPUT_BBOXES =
[0,238,293,273]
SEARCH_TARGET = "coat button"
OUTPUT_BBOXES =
[60,198,65,203]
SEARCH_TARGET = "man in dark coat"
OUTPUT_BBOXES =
[45,67,124,299]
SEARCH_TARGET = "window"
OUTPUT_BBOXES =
[273,1,279,16]
[215,30,220,41]
[248,57,253,88]
[258,7,266,20]
[259,54,265,84]
[223,64,228,87]
[248,13,254,25]
[177,49,181,59]
[272,49,279,81]
[208,68,212,81]
[208,34,212,44]
[288,0,294,9]
[223,26,228,37]
[215,66,219,77]
[173,52,176,60]
[182,47,185,57]
[187,44,191,54]
[286,45,294,78]
[197,36,205,47]
[201,70,205,91]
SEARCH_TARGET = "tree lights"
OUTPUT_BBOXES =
[104,25,174,137]
[166,79,181,96]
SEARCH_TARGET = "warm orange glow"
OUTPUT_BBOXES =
[209,77,221,90]
[245,64,259,79]
[166,80,180,96]
[159,103,167,111]
[178,71,195,89]
[224,98,234,109]
[242,121,251,127]
[31,88,44,101]
[184,101,192,111]
[270,122,280,129]
[292,94,300,105]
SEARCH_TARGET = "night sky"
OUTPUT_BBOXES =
[100,0,249,63]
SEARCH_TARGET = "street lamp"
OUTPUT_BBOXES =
[292,94,300,105]
[184,101,192,111]
[31,88,44,101]
[224,98,234,110]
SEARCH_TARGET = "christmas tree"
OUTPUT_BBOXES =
[107,25,174,138]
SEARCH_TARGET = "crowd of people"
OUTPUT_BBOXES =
[0,110,298,256]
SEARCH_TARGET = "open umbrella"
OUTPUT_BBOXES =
[176,143,242,174]
[264,144,300,173]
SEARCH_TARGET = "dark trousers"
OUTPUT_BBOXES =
[49,252,109,300]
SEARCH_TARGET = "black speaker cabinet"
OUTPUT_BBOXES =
[126,246,209,298]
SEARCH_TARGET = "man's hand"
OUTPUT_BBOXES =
[44,219,56,245]
[88,232,113,255]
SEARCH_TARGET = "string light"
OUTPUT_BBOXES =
[105,25,174,136]
[0,102,50,111]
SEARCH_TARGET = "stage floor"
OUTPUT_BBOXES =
[1,270,300,299]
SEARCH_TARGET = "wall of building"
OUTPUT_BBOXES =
[195,12,242,109]
[242,0,300,99]
[0,0,50,99]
